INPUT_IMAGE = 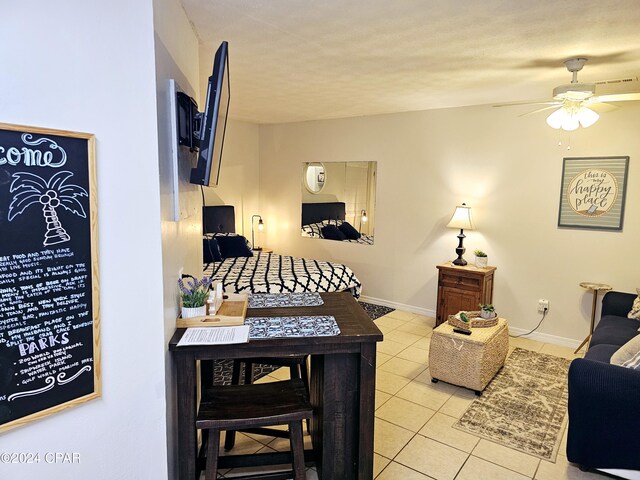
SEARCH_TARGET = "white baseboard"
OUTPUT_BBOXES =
[360,295,581,348]
[507,327,581,349]
[359,295,435,318]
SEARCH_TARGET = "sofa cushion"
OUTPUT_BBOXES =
[611,334,640,367]
[629,288,640,319]
[584,344,620,363]
[589,315,640,348]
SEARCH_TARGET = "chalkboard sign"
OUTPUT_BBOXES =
[0,123,100,433]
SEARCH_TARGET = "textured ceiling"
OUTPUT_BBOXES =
[181,0,640,124]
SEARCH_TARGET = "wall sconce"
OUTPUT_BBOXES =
[359,209,368,232]
[446,203,475,266]
[251,214,264,251]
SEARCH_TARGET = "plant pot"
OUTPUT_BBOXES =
[182,305,206,318]
[475,256,488,268]
[480,310,496,320]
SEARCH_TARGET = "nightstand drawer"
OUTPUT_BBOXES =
[440,272,481,290]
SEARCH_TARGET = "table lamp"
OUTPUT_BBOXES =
[446,203,474,266]
[251,214,264,251]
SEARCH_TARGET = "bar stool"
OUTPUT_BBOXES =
[225,355,310,451]
[197,378,312,480]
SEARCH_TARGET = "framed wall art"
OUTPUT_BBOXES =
[0,122,100,432]
[557,156,629,231]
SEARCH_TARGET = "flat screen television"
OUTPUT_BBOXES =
[190,41,230,186]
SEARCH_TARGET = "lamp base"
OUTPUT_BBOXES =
[452,229,467,266]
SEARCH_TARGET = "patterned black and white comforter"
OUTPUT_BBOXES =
[301,221,374,245]
[203,252,362,298]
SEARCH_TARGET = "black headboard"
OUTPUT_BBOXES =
[301,202,346,226]
[203,205,236,233]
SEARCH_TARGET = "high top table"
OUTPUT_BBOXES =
[169,292,383,480]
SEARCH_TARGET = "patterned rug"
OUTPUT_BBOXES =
[453,347,571,461]
[212,299,394,385]
[359,301,395,320]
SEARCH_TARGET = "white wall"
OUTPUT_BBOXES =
[0,1,168,479]
[152,0,202,478]
[203,119,261,238]
[259,103,640,343]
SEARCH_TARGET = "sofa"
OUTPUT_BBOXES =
[567,290,640,471]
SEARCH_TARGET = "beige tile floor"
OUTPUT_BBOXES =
[216,308,605,480]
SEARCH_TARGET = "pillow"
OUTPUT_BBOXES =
[321,224,346,241]
[302,223,322,238]
[322,218,344,227]
[628,288,640,319]
[338,221,361,240]
[203,237,223,263]
[206,232,253,249]
[215,235,253,258]
[611,334,640,369]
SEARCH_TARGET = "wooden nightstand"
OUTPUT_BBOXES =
[436,262,496,326]
[252,248,273,254]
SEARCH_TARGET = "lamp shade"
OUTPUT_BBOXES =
[446,204,474,230]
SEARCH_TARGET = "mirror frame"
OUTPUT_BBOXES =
[303,162,326,194]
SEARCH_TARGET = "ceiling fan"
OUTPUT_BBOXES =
[496,58,640,131]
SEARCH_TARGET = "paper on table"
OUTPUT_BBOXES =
[177,326,250,346]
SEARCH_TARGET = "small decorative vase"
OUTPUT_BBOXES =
[480,310,496,320]
[475,256,488,268]
[182,305,206,318]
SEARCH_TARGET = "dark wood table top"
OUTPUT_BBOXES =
[168,292,383,356]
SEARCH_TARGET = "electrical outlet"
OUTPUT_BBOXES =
[538,299,549,313]
[178,267,184,279]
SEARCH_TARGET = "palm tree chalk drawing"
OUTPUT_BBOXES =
[8,171,88,246]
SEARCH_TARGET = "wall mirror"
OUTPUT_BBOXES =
[301,161,377,245]
[303,162,326,194]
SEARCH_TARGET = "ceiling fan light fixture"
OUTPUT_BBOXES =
[552,83,596,101]
[546,107,575,130]
[546,104,599,131]
[577,106,599,128]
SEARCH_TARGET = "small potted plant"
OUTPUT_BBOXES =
[178,275,212,318]
[479,303,496,320]
[474,249,488,268]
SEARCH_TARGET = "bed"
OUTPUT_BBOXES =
[301,202,374,245]
[202,206,362,298]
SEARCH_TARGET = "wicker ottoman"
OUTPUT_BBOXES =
[429,318,509,393]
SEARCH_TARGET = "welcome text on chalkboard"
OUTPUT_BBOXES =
[0,123,100,433]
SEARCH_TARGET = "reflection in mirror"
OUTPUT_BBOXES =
[301,161,376,245]
[303,162,326,194]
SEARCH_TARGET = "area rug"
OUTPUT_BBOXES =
[359,301,395,320]
[453,347,571,461]
[212,300,394,384]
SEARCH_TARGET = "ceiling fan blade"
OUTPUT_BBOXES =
[518,105,561,117]
[493,100,560,108]
[591,92,640,102]
[588,102,619,113]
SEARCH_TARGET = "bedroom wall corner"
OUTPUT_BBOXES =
[153,0,202,478]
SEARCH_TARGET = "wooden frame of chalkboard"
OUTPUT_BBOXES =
[0,122,100,433]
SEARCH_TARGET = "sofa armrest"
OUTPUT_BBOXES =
[567,358,640,469]
[601,291,636,318]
